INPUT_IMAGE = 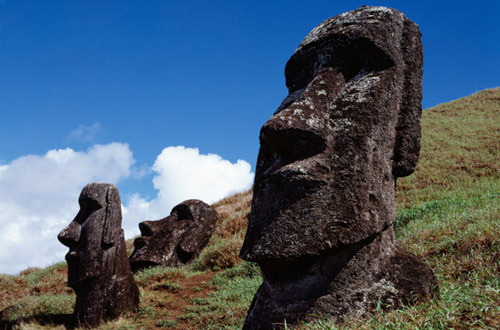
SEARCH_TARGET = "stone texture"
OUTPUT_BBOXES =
[240,6,438,329]
[129,199,217,272]
[58,183,139,327]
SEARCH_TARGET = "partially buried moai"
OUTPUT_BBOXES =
[58,183,139,327]
[240,6,438,330]
[129,199,217,272]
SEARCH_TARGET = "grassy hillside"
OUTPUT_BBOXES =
[1,88,499,330]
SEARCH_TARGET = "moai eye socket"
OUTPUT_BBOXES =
[75,196,103,225]
[171,204,194,221]
[285,35,394,92]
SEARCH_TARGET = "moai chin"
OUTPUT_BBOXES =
[129,199,217,272]
[240,6,438,330]
[58,183,139,327]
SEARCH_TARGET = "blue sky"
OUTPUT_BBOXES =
[0,0,499,274]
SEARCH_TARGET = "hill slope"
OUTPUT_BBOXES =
[397,87,500,205]
[1,88,499,330]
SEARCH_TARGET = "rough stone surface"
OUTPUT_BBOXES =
[240,6,438,330]
[58,183,139,328]
[129,199,217,272]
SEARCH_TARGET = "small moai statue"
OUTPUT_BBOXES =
[58,183,139,327]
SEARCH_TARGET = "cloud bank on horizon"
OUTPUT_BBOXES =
[0,144,254,275]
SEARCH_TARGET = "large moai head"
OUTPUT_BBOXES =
[129,199,217,272]
[58,183,139,327]
[240,5,423,262]
[239,7,437,330]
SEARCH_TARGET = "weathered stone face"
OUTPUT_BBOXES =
[58,183,139,327]
[240,6,437,329]
[58,184,119,286]
[129,199,217,272]
[240,6,422,262]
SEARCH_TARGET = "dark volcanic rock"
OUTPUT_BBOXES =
[57,183,139,328]
[240,6,438,329]
[129,199,217,272]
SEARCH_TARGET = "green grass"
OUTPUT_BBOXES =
[1,88,499,329]
[176,262,261,330]
[287,179,499,330]
[396,88,500,206]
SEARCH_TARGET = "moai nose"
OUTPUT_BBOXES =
[260,118,326,165]
[57,221,81,248]
[139,220,157,237]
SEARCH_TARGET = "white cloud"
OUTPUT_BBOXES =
[0,143,135,274]
[67,122,102,142]
[0,144,254,275]
[121,146,254,238]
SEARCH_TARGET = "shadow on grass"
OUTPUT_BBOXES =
[0,313,75,330]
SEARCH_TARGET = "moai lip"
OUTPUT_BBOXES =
[240,6,438,330]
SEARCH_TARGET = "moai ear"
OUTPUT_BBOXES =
[392,18,423,178]
[102,185,122,248]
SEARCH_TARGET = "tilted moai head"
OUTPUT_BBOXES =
[129,199,217,272]
[58,183,139,327]
[240,6,437,329]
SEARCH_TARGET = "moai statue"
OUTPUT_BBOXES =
[129,199,217,272]
[240,6,438,330]
[58,183,139,327]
